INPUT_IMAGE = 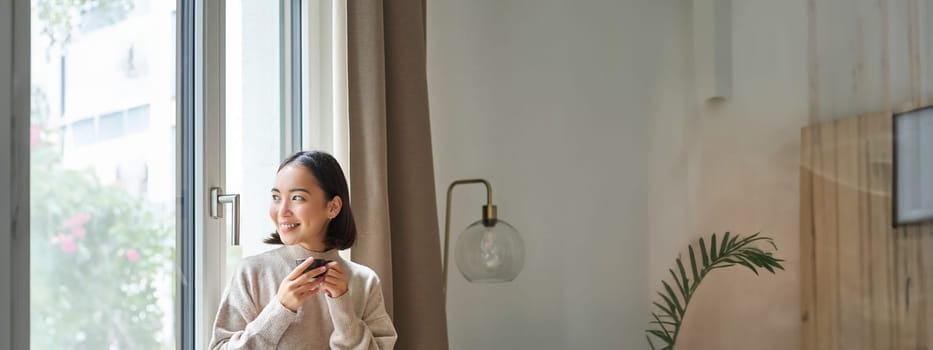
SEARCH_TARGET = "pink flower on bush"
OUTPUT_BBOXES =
[126,249,140,262]
[64,213,91,228]
[72,227,86,239]
[30,127,40,148]
[56,234,76,253]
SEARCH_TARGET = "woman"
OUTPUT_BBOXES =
[210,151,397,349]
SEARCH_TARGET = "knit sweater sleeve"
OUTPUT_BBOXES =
[209,262,300,349]
[326,276,398,349]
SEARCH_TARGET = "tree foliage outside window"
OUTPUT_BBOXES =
[30,0,174,348]
[31,135,174,349]
[35,0,135,50]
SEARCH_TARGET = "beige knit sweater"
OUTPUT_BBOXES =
[210,244,397,349]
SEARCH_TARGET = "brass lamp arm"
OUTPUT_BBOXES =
[443,179,497,297]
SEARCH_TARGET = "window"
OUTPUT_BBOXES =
[30,1,177,348]
[67,104,151,147]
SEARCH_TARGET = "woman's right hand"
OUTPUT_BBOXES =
[277,258,327,312]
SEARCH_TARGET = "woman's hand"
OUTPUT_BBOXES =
[321,261,349,298]
[277,258,327,312]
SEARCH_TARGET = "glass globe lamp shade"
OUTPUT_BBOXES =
[454,219,524,282]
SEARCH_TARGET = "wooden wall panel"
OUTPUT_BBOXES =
[921,224,928,346]
[836,117,863,350]
[896,226,925,348]
[801,112,932,350]
[856,112,874,349]
[804,0,933,347]
[868,113,896,349]
[801,126,817,350]
[814,120,839,350]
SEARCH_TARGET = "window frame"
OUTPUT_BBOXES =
[2,0,31,348]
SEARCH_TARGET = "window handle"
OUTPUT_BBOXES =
[210,187,240,246]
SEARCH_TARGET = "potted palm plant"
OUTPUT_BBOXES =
[646,232,785,350]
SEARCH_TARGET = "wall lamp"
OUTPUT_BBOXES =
[442,179,525,296]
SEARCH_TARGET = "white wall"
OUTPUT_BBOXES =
[430,0,933,349]
[663,1,933,348]
[648,1,809,348]
[428,1,690,349]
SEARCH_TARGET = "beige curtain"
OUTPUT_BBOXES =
[347,1,449,349]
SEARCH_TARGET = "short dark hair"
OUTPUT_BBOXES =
[264,151,356,250]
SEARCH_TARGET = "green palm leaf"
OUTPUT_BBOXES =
[646,232,784,350]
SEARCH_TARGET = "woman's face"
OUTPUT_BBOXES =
[269,164,338,251]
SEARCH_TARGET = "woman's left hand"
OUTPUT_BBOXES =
[322,261,349,298]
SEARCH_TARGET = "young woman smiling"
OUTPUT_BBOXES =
[210,151,396,349]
